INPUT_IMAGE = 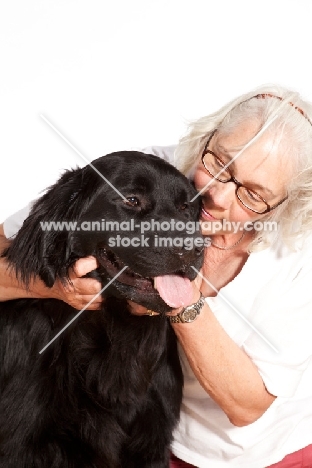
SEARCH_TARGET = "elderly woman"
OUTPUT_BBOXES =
[1,85,312,467]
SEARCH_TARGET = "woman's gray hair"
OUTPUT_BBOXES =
[174,84,312,252]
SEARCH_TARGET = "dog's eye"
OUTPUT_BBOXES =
[180,203,188,210]
[124,196,140,207]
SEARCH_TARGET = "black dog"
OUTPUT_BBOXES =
[0,151,204,468]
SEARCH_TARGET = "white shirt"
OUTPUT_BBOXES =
[3,146,312,468]
[173,238,312,467]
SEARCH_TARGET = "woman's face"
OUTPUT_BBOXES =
[193,120,291,235]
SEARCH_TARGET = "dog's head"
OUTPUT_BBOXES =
[5,152,205,313]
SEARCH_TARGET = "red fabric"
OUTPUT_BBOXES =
[170,453,196,467]
[268,443,312,468]
[170,444,312,468]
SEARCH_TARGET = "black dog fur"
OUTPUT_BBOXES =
[0,152,204,468]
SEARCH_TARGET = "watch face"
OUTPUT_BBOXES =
[181,307,197,323]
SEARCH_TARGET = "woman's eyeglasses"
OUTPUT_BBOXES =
[201,133,288,214]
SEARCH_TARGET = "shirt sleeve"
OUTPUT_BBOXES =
[141,145,177,165]
[3,204,32,239]
[242,257,312,398]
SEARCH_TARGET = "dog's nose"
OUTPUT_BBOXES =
[195,246,204,256]
[174,250,184,256]
[172,245,204,256]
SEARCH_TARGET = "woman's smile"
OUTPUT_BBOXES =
[201,204,219,221]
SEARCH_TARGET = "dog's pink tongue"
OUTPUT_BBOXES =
[154,275,193,308]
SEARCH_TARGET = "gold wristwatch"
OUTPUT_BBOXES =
[168,293,205,323]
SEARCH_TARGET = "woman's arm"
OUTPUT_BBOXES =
[172,295,276,427]
[0,224,102,309]
[130,282,276,427]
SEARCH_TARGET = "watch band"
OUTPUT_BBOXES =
[168,293,205,323]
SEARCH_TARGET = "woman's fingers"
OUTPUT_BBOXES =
[52,257,103,310]
[70,256,99,278]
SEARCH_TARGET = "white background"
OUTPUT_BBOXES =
[1,0,312,223]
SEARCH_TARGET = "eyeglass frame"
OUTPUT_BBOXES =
[201,131,288,215]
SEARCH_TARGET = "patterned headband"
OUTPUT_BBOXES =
[252,93,312,127]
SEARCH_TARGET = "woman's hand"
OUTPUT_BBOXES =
[0,241,103,310]
[49,257,103,310]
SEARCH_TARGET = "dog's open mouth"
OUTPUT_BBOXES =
[97,247,194,308]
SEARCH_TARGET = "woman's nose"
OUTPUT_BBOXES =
[208,181,236,209]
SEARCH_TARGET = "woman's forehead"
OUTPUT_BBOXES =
[213,122,293,190]
[215,121,291,163]
[216,120,271,149]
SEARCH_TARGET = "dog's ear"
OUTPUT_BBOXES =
[3,166,96,288]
